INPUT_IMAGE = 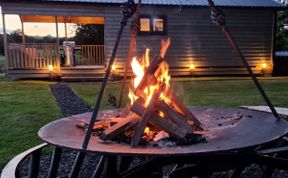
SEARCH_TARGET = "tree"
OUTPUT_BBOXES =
[276,0,288,5]
[276,11,288,51]
[0,34,4,55]
[73,24,104,45]
[7,29,22,43]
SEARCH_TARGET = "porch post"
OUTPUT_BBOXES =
[21,20,25,44]
[64,22,68,41]
[55,16,61,74]
[55,16,60,50]
[2,13,8,73]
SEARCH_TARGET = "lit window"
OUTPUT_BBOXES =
[153,18,164,32]
[139,15,167,35]
[140,18,150,32]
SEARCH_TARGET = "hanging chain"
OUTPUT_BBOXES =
[207,0,226,27]
[118,0,142,108]
[207,0,280,120]
[120,0,137,25]
[130,0,141,38]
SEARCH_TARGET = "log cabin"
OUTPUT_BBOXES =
[0,0,286,81]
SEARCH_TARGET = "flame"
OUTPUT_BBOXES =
[128,39,172,108]
[131,57,145,88]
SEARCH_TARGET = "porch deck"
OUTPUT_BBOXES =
[6,43,106,80]
[5,43,265,81]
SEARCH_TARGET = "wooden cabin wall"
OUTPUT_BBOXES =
[105,6,274,75]
[2,3,274,76]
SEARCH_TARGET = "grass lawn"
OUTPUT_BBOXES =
[1,76,288,168]
[0,56,4,72]
[69,77,288,109]
[0,75,62,168]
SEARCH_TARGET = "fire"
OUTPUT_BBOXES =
[128,39,172,108]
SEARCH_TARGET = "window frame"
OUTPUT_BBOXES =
[138,15,167,35]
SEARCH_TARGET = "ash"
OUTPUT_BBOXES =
[199,110,251,130]
[91,127,207,148]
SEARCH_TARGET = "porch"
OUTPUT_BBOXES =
[6,43,106,80]
[1,11,107,80]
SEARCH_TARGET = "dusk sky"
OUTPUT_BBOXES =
[0,8,75,37]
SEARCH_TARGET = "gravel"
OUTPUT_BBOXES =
[18,151,103,178]
[49,83,92,117]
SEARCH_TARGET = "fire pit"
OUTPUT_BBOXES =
[39,107,288,156]
[36,0,288,177]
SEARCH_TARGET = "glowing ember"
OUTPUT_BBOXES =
[144,127,150,134]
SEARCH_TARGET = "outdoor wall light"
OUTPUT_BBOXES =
[112,64,116,71]
[261,63,267,70]
[48,65,54,81]
[189,64,195,72]
[48,64,53,72]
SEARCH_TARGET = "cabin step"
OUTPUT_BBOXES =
[61,68,107,75]
[61,76,104,82]
[61,65,106,69]
[61,70,106,75]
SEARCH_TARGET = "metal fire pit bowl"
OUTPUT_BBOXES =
[39,107,288,156]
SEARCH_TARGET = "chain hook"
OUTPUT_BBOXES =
[121,0,137,25]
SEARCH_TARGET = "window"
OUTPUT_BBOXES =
[140,18,150,32]
[153,18,164,32]
[139,15,167,35]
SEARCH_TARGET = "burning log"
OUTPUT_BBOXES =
[150,115,187,141]
[76,120,110,131]
[93,38,204,147]
[134,56,164,96]
[131,85,164,147]
[156,100,193,133]
[134,74,157,98]
[120,103,132,117]
[160,38,171,58]
[167,89,203,130]
[131,97,187,141]
[101,115,140,140]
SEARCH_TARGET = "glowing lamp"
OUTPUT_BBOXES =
[48,65,53,71]
[262,63,267,70]
[111,64,116,71]
[189,64,195,71]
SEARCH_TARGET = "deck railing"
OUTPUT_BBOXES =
[7,43,60,70]
[6,43,105,70]
[74,45,105,65]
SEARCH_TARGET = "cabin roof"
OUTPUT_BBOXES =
[43,0,286,8]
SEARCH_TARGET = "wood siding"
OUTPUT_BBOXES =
[1,3,275,77]
[105,6,274,75]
